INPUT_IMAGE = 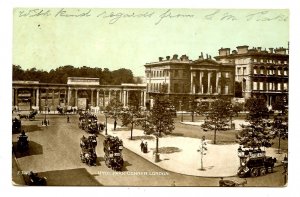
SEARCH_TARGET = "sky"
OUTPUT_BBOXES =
[13,8,289,77]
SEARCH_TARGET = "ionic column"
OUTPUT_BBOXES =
[199,71,203,94]
[36,88,39,107]
[75,89,78,106]
[126,90,129,106]
[140,91,143,106]
[64,89,67,104]
[190,72,194,93]
[123,90,126,107]
[208,72,211,94]
[58,90,60,104]
[216,72,220,94]
[119,90,122,102]
[96,89,99,107]
[103,90,106,108]
[144,90,147,107]
[91,89,94,107]
[67,88,71,106]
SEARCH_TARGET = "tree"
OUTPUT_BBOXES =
[236,97,274,150]
[119,106,143,140]
[272,116,288,153]
[272,96,287,115]
[105,98,123,121]
[196,98,232,144]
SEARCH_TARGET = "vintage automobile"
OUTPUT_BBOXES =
[103,135,124,171]
[219,177,247,187]
[78,112,99,133]
[28,110,38,120]
[237,148,277,177]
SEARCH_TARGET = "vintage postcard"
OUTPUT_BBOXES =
[12,8,289,187]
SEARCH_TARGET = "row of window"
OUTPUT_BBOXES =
[253,68,288,76]
[253,59,288,64]
[253,82,288,91]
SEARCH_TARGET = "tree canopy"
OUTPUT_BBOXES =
[12,65,135,85]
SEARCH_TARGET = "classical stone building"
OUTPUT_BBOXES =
[215,45,289,108]
[144,53,235,110]
[12,77,146,111]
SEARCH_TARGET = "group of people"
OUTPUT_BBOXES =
[140,140,148,153]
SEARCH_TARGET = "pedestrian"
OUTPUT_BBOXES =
[140,140,144,152]
[67,116,70,123]
[143,142,148,153]
[47,119,50,125]
[114,119,117,130]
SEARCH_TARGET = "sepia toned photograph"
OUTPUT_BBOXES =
[11,8,289,187]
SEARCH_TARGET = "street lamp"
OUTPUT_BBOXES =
[104,111,108,135]
[179,101,183,122]
[155,130,160,162]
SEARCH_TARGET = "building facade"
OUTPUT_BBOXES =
[12,77,146,111]
[144,54,235,110]
[215,45,289,108]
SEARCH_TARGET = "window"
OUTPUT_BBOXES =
[277,69,281,75]
[260,68,264,74]
[253,59,257,62]
[283,83,288,90]
[243,67,246,75]
[284,69,288,76]
[253,67,257,74]
[237,67,241,75]
[253,82,258,90]
[225,85,229,94]
[174,83,179,93]
[225,72,229,78]
[277,83,281,90]
[259,82,264,90]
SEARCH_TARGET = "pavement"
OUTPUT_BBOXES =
[103,122,286,177]
[180,120,250,130]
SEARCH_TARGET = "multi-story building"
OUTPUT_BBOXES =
[144,53,235,109]
[215,45,288,108]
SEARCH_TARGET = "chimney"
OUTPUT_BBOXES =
[209,55,211,59]
[206,54,209,59]
[218,48,230,56]
[166,56,170,60]
[236,45,249,54]
[159,57,163,61]
[172,54,178,60]
[257,47,262,52]
[269,48,274,53]
[201,52,204,58]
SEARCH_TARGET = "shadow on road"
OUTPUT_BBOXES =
[36,168,102,186]
[122,161,132,171]
[13,141,43,158]
[22,125,43,133]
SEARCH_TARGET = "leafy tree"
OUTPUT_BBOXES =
[119,106,143,140]
[272,96,287,115]
[105,98,123,121]
[232,103,243,117]
[272,116,288,153]
[236,97,274,149]
[196,98,232,144]
[147,95,175,137]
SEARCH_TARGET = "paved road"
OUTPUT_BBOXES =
[12,114,286,186]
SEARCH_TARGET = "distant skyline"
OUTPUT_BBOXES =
[13,8,289,76]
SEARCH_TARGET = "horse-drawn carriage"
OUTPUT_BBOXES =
[80,135,97,166]
[237,147,277,177]
[103,135,124,171]
[18,110,38,120]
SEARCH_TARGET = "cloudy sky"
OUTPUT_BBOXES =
[13,8,289,76]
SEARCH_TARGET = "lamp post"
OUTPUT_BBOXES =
[104,111,108,135]
[155,130,160,162]
[179,101,183,122]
